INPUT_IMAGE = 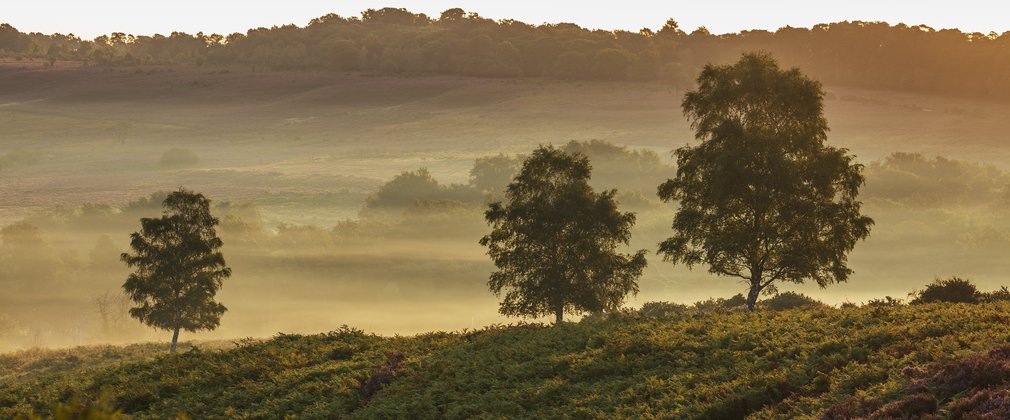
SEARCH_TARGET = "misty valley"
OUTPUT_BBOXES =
[4,6,1010,419]
[3,79,1010,352]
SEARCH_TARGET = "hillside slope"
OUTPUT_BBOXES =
[4,303,1010,419]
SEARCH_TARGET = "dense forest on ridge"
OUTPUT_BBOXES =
[3,7,1010,99]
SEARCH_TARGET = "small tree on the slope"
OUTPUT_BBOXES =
[658,52,873,311]
[480,146,648,325]
[122,189,231,353]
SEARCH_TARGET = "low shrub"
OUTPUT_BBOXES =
[694,293,746,312]
[52,395,123,420]
[832,344,1010,419]
[870,393,937,418]
[638,301,690,318]
[947,388,1010,418]
[364,168,481,213]
[761,292,826,311]
[864,296,904,307]
[359,351,407,400]
[911,277,979,304]
[820,395,882,419]
[981,286,1010,303]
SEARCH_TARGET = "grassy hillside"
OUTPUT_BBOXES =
[4,303,1010,419]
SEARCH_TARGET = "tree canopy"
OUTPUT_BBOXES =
[658,53,873,310]
[480,146,647,324]
[4,11,1010,98]
[121,188,231,352]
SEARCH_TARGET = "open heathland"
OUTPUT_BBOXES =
[4,303,1010,418]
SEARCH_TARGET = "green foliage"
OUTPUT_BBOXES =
[6,306,1010,418]
[122,189,231,352]
[365,168,480,213]
[480,146,648,324]
[864,296,904,308]
[637,295,762,317]
[561,140,672,194]
[659,52,873,310]
[321,39,362,70]
[591,49,630,80]
[981,286,1010,303]
[638,301,691,318]
[760,292,826,310]
[358,304,1010,418]
[51,394,123,420]
[692,293,747,313]
[863,278,1010,307]
[122,192,171,214]
[864,152,1010,206]
[0,343,198,415]
[469,154,521,196]
[824,344,1010,418]
[366,168,442,210]
[365,141,671,217]
[552,51,590,79]
[911,276,980,304]
[9,13,1010,98]
[359,351,407,400]
[0,327,457,418]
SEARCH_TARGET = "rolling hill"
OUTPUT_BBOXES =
[4,303,1010,418]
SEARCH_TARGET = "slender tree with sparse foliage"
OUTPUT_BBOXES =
[480,146,647,324]
[658,53,873,310]
[122,189,231,352]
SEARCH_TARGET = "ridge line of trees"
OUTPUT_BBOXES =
[4,9,1010,98]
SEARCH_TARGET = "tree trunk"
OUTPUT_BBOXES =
[554,307,564,325]
[169,327,180,353]
[745,282,762,311]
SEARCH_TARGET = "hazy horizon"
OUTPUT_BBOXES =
[3,0,1008,39]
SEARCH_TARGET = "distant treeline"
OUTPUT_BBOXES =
[3,8,1010,98]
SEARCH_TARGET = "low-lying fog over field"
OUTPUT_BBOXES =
[3,61,1010,350]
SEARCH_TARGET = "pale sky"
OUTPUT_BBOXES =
[2,1,1005,39]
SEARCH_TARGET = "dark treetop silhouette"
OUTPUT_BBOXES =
[658,52,873,310]
[5,11,1010,99]
[481,146,647,324]
[121,188,231,352]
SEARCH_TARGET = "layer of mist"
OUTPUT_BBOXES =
[3,137,1010,351]
[3,62,1010,351]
